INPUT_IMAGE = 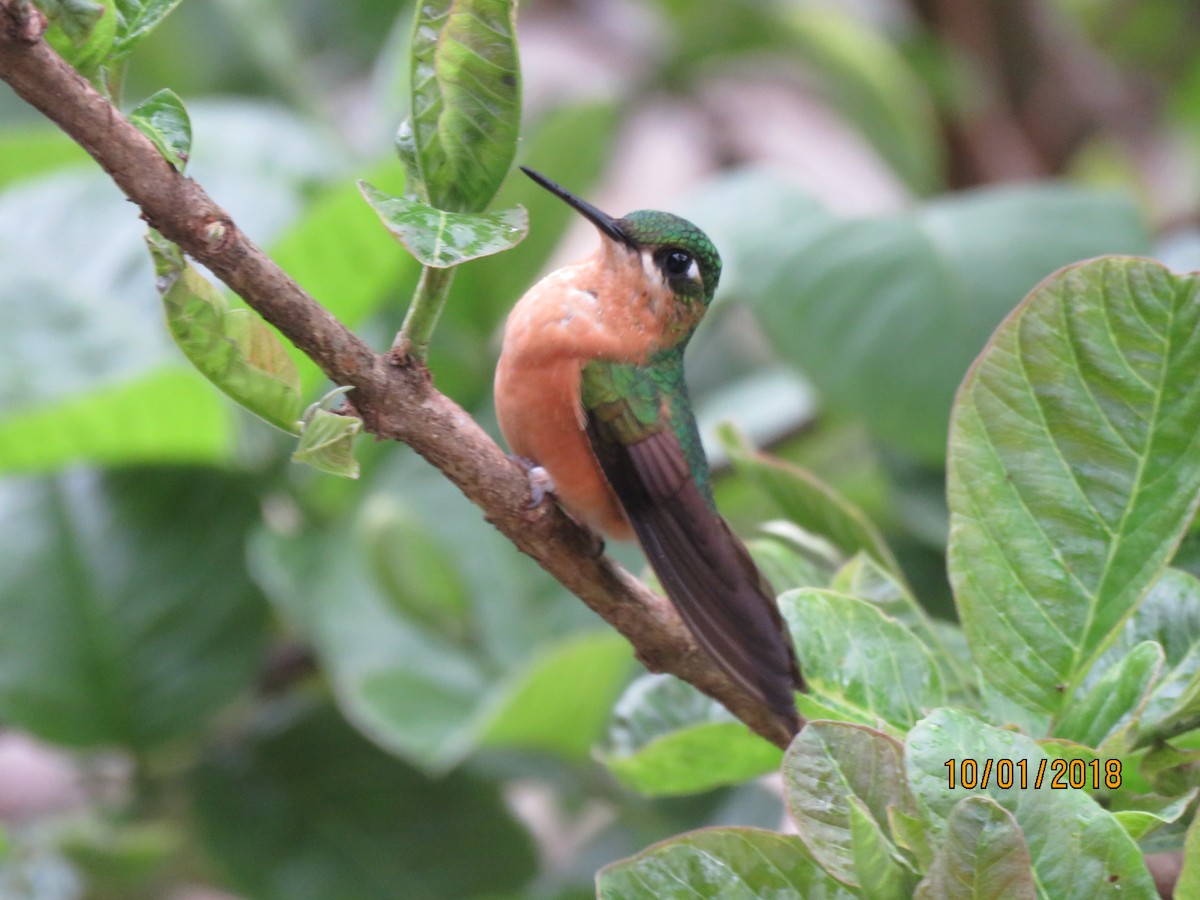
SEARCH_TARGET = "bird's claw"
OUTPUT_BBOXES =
[525,466,555,508]
[508,455,556,509]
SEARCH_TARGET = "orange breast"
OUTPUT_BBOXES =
[495,351,633,540]
[496,244,683,541]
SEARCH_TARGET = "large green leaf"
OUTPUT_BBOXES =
[0,173,174,401]
[192,702,536,900]
[400,0,521,212]
[913,797,1036,900]
[149,232,303,433]
[0,170,234,471]
[948,258,1200,718]
[906,708,1156,898]
[359,181,527,267]
[251,522,488,770]
[782,721,914,888]
[780,589,945,730]
[250,500,625,771]
[753,186,1151,462]
[0,470,270,748]
[0,366,229,473]
[597,827,862,900]
[600,675,782,797]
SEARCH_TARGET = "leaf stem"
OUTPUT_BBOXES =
[395,264,455,359]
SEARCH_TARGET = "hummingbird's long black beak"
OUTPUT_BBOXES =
[520,166,633,247]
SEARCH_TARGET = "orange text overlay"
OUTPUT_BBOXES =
[943,758,1122,790]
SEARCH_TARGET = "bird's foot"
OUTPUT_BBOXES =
[506,455,605,557]
[508,455,556,509]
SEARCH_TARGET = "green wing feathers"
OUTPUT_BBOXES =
[581,357,804,738]
[580,355,714,510]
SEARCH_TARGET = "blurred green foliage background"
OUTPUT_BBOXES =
[1,0,1198,897]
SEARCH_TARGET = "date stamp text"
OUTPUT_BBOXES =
[944,758,1122,790]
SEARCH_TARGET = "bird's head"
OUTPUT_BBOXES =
[521,167,722,311]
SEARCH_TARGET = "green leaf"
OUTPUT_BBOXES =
[192,702,537,900]
[43,0,116,77]
[906,708,1156,898]
[754,187,1151,462]
[0,170,235,472]
[597,827,862,900]
[250,507,620,771]
[848,797,916,900]
[782,721,914,887]
[362,499,472,640]
[888,807,933,872]
[600,676,782,797]
[780,589,946,730]
[913,797,1036,900]
[1109,789,1196,841]
[1054,641,1162,747]
[719,425,901,577]
[747,524,841,594]
[0,366,229,473]
[477,631,632,760]
[400,0,521,212]
[0,470,270,748]
[148,232,302,433]
[359,181,527,267]
[831,553,974,696]
[948,258,1200,717]
[250,524,486,771]
[1102,570,1200,737]
[292,407,361,479]
[127,89,191,171]
[36,0,106,42]
[111,0,184,59]
[446,101,617,323]
[429,101,619,402]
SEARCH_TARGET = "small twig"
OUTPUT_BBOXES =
[0,0,793,749]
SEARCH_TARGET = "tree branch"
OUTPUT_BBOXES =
[0,0,794,749]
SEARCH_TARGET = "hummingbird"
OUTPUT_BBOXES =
[495,167,804,740]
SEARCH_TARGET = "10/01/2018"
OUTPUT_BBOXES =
[944,757,1122,790]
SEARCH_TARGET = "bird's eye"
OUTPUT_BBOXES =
[665,250,692,277]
